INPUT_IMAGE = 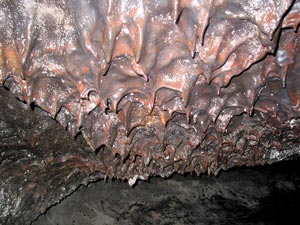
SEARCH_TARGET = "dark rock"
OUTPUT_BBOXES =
[0,1,300,223]
[0,88,103,224]
[33,160,300,225]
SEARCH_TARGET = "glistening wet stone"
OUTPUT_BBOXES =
[1,1,300,223]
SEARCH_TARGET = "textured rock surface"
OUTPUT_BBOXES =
[1,0,300,178]
[0,88,104,224]
[33,160,300,225]
[1,0,300,224]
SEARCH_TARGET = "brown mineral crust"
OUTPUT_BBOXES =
[283,0,300,30]
[1,1,300,222]
[0,0,300,224]
[0,0,300,173]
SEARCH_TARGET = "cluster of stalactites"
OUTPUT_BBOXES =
[0,0,300,155]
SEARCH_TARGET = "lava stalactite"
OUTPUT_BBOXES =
[0,0,300,180]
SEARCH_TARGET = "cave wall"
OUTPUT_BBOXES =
[1,0,300,223]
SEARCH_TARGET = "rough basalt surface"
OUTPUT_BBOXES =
[0,88,103,224]
[1,0,300,223]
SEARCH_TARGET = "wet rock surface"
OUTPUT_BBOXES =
[1,0,300,224]
[1,0,300,180]
[1,85,300,224]
[33,159,300,225]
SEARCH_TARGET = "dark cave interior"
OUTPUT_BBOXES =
[33,158,300,225]
[1,0,300,224]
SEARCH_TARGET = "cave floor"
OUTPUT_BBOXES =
[33,159,300,225]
